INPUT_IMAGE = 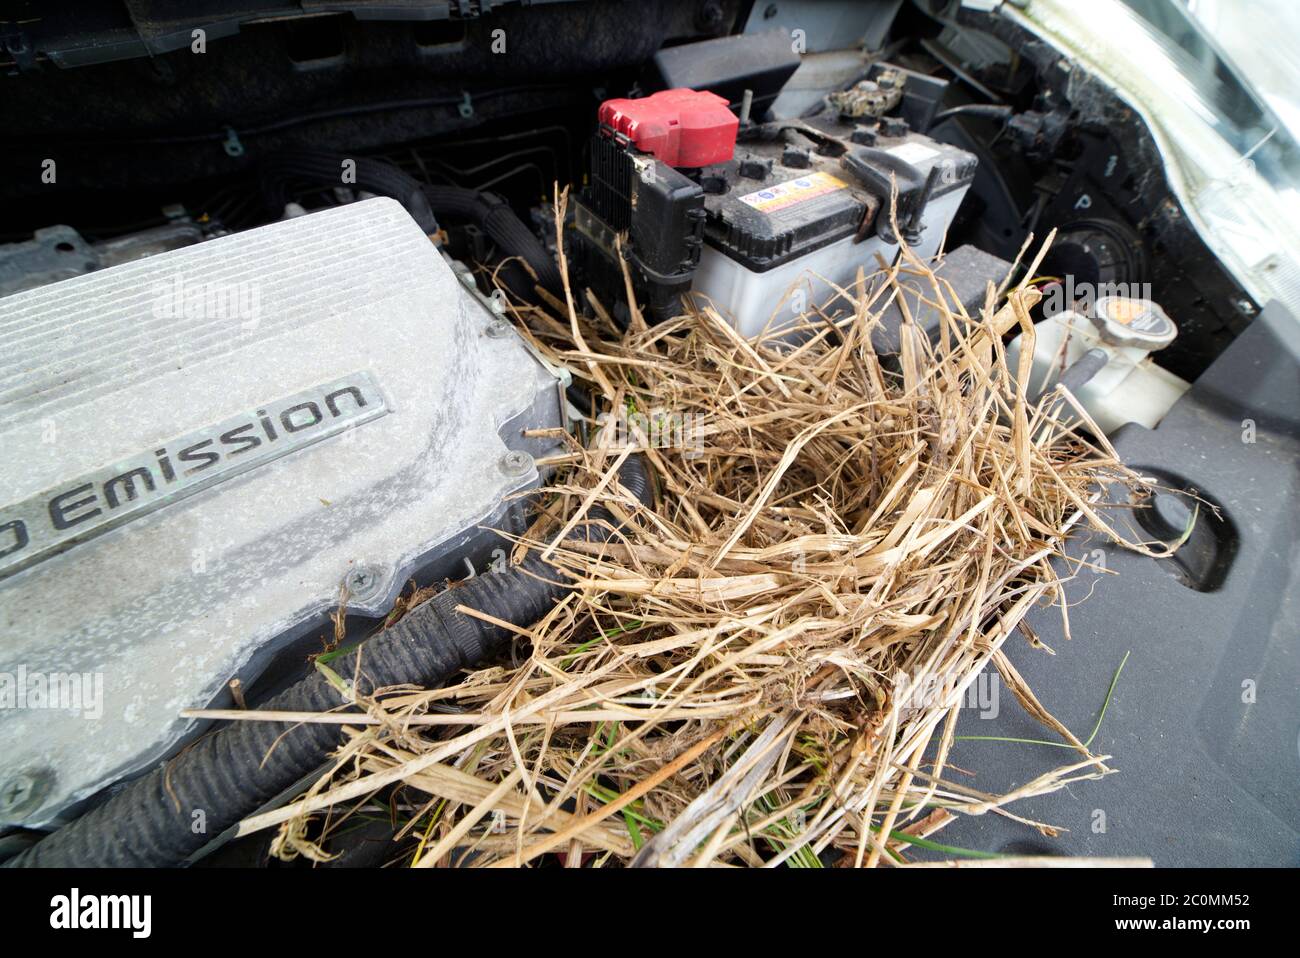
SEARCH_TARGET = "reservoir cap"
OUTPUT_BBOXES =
[1092,296,1177,350]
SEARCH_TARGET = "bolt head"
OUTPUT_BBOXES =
[1,775,34,810]
[345,566,382,600]
[0,769,51,817]
[500,450,534,477]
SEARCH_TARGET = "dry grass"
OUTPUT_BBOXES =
[217,193,1169,867]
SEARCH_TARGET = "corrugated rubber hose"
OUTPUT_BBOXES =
[260,150,440,234]
[422,183,563,299]
[258,151,562,301]
[8,454,651,868]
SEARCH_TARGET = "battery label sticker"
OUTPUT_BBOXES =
[887,142,940,166]
[738,171,848,213]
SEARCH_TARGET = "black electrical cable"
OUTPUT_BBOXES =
[12,86,573,149]
[928,103,1014,130]
[260,150,439,233]
[7,455,652,869]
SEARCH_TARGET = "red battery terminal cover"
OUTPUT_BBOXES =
[597,88,739,168]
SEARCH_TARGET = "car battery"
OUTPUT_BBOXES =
[691,125,978,337]
[572,84,977,340]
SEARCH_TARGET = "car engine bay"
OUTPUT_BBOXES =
[0,0,1296,869]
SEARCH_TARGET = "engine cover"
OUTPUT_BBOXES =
[0,198,566,826]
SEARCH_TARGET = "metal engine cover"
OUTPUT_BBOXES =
[0,198,566,826]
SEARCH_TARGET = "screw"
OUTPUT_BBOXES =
[345,566,382,601]
[0,770,48,816]
[500,450,534,477]
[1,775,34,812]
[486,319,512,338]
[697,0,724,29]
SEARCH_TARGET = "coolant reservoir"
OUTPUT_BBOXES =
[1006,295,1190,434]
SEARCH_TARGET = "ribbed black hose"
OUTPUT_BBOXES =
[423,183,563,297]
[257,150,561,300]
[260,150,439,234]
[9,456,651,868]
